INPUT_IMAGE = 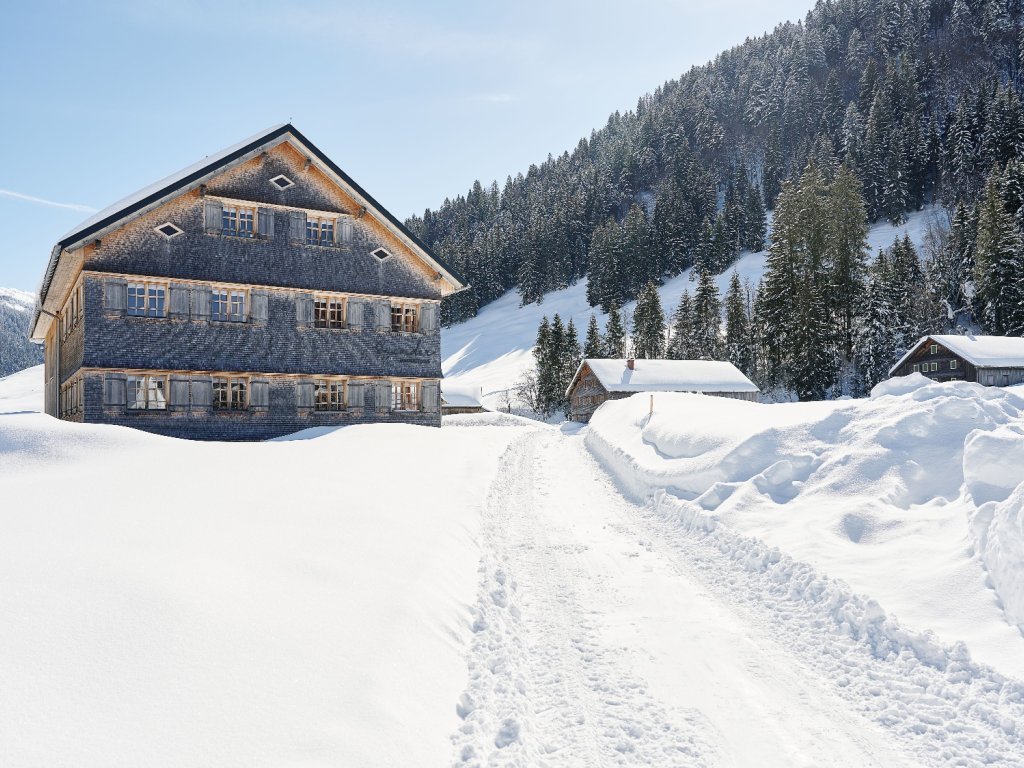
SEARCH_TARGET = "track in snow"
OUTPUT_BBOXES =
[451,428,984,767]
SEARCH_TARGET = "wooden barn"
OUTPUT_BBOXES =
[566,358,760,423]
[440,384,486,415]
[888,334,1024,387]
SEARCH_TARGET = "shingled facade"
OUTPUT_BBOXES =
[31,125,465,440]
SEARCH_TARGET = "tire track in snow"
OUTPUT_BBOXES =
[450,430,711,767]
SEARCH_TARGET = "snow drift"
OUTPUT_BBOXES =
[585,376,1024,678]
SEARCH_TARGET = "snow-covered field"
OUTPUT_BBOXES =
[442,207,941,409]
[3,320,1024,766]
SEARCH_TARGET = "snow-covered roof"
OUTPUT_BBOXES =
[441,384,484,408]
[568,358,760,397]
[889,335,1024,374]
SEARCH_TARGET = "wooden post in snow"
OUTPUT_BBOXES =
[649,393,653,416]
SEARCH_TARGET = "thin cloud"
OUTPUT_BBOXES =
[0,189,97,213]
[477,93,517,104]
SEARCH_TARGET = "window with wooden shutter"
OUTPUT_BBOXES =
[314,379,345,411]
[103,374,127,407]
[392,381,418,411]
[390,303,419,333]
[346,298,364,330]
[250,379,270,410]
[127,281,167,317]
[295,380,314,410]
[257,208,275,238]
[289,210,306,244]
[296,294,314,327]
[313,295,346,328]
[204,200,223,234]
[211,287,247,322]
[251,291,269,323]
[213,377,248,410]
[169,285,190,319]
[347,381,364,410]
[127,375,168,410]
[104,279,127,312]
[169,376,190,409]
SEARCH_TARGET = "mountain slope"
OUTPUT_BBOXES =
[0,288,42,377]
[412,0,1024,324]
[442,207,939,408]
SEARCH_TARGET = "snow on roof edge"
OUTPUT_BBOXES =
[567,358,759,397]
[888,334,1024,374]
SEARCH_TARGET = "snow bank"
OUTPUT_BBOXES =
[0,364,43,414]
[585,381,1024,678]
[0,412,517,767]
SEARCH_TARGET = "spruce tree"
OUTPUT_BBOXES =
[666,290,695,360]
[691,269,723,360]
[974,171,1024,334]
[583,314,604,358]
[532,316,554,416]
[631,282,666,359]
[724,271,752,373]
[604,302,627,357]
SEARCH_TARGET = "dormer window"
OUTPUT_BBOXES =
[306,216,335,245]
[222,205,255,238]
[270,175,295,190]
[371,247,391,261]
[155,222,184,239]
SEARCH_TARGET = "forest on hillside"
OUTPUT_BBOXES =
[407,0,1024,338]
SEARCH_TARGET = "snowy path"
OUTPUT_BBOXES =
[451,427,1024,767]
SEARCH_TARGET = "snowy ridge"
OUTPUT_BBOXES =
[0,286,34,312]
[584,420,1024,766]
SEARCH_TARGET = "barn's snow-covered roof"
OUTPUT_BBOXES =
[568,358,759,397]
[440,384,484,408]
[889,335,1024,374]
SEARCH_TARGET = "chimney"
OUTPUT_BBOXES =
[626,358,635,370]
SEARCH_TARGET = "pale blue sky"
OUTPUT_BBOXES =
[0,0,814,292]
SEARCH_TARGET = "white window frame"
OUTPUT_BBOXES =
[390,302,419,334]
[392,381,419,411]
[306,215,336,246]
[313,294,346,329]
[127,374,168,411]
[212,376,248,410]
[269,174,295,190]
[210,286,248,322]
[127,281,168,318]
[950,360,958,370]
[154,221,184,239]
[222,205,256,238]
[314,378,346,411]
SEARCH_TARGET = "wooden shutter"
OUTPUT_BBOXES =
[169,284,190,319]
[346,298,363,330]
[250,379,270,410]
[192,285,211,320]
[191,376,213,409]
[289,210,307,244]
[258,208,275,238]
[420,303,438,334]
[375,300,391,332]
[295,380,314,409]
[169,376,190,409]
[204,200,223,234]
[376,381,392,412]
[295,293,313,326]
[251,290,269,323]
[339,220,353,245]
[104,279,126,312]
[347,381,363,410]
[421,381,439,411]
[103,373,126,407]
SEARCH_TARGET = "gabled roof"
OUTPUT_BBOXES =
[888,334,1024,374]
[33,124,465,337]
[566,358,760,398]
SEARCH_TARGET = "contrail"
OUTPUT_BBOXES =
[0,188,97,213]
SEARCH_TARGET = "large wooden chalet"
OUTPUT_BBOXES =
[31,124,466,440]
[888,335,1024,387]
[566,358,760,423]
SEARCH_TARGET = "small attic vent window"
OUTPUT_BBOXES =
[155,222,184,239]
[270,175,295,190]
[371,247,391,261]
